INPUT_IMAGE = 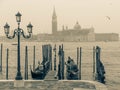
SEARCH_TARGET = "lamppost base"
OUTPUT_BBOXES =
[14,80,24,87]
[15,72,23,80]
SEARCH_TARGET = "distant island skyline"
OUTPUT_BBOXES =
[0,0,120,36]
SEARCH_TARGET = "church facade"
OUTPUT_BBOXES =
[51,8,95,42]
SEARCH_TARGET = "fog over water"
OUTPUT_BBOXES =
[0,0,120,35]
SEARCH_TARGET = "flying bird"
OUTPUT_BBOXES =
[106,16,111,20]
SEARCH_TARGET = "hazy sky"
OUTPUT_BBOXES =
[0,0,120,35]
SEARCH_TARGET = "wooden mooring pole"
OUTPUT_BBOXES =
[95,46,101,81]
[77,47,79,68]
[93,46,96,80]
[58,45,62,79]
[79,47,82,80]
[61,44,64,79]
[48,45,52,70]
[0,43,3,72]
[50,45,52,70]
[58,45,64,80]
[33,45,35,71]
[6,48,9,80]
[25,46,28,80]
[96,46,99,77]
[53,44,56,71]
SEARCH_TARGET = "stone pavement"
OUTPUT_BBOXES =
[0,79,107,90]
[0,70,108,90]
[44,71,57,80]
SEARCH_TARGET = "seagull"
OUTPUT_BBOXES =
[106,16,111,20]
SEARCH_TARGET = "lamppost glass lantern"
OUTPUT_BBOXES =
[16,12,22,22]
[4,23,10,35]
[27,23,33,33]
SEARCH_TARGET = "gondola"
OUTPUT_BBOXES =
[65,58,79,80]
[30,44,52,79]
[30,60,50,79]
[30,65,45,79]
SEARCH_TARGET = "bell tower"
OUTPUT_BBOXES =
[52,7,57,34]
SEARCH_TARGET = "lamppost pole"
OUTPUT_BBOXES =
[15,22,22,80]
[4,12,33,80]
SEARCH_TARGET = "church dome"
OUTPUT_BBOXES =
[74,22,81,30]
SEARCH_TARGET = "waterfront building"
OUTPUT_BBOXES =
[37,8,95,42]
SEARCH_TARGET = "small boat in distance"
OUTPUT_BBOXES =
[11,43,18,45]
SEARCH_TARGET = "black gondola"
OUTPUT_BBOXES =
[31,60,50,79]
[65,57,79,80]
[30,65,45,79]
[30,44,52,79]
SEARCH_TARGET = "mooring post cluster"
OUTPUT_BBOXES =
[0,40,106,89]
[42,45,52,73]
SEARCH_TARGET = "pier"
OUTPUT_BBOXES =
[44,71,57,80]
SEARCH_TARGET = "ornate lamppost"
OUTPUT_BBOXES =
[4,12,33,80]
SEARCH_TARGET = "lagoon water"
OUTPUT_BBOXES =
[0,41,120,90]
